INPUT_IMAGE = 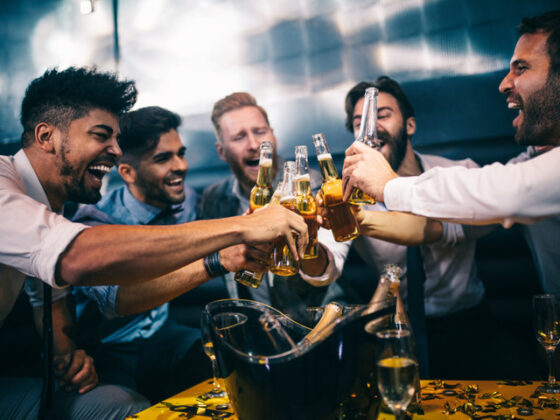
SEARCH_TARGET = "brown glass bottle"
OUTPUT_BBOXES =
[312,133,359,242]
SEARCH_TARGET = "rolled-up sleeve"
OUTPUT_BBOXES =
[0,170,88,288]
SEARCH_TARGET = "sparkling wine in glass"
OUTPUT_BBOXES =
[201,310,226,397]
[375,329,419,420]
[533,294,560,393]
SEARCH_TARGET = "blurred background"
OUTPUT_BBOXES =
[1,0,558,189]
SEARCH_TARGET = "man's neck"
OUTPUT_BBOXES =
[24,148,65,212]
[396,141,422,177]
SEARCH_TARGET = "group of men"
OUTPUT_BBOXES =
[1,9,559,420]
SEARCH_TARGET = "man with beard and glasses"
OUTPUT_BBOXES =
[341,11,560,297]
[316,76,498,379]
[198,92,345,324]
[0,68,310,418]
[70,106,269,402]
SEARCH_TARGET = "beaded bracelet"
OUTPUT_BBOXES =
[203,251,230,278]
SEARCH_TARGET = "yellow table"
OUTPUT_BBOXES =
[129,378,560,419]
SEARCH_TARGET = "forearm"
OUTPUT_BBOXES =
[358,210,442,246]
[115,259,210,315]
[33,296,76,356]
[57,218,244,287]
[300,245,329,277]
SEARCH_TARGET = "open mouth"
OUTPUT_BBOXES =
[165,177,184,190]
[87,164,111,185]
[508,100,523,128]
[245,159,259,168]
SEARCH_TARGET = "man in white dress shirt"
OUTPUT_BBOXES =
[341,11,560,296]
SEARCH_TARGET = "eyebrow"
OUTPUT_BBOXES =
[353,106,393,122]
[511,59,529,68]
[153,146,186,160]
[89,124,114,135]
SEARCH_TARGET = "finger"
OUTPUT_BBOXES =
[342,176,352,202]
[78,371,98,394]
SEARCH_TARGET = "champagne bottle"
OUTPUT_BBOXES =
[271,161,299,276]
[235,141,274,288]
[349,87,379,205]
[295,145,319,259]
[298,302,343,347]
[312,133,359,242]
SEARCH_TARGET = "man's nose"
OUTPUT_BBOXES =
[499,71,513,94]
[247,133,261,150]
[173,155,188,172]
[108,137,122,159]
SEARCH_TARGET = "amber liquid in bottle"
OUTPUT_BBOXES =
[235,143,274,288]
[271,161,299,276]
[294,145,319,259]
[317,151,359,242]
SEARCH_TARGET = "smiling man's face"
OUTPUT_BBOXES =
[56,108,121,205]
[499,31,560,146]
[216,106,278,194]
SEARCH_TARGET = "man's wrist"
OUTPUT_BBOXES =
[203,251,230,278]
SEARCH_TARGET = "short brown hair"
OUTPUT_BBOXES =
[211,92,270,142]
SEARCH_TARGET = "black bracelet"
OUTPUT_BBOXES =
[203,251,230,278]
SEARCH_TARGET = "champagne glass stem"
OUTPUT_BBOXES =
[210,358,221,392]
[546,347,556,386]
[393,408,406,420]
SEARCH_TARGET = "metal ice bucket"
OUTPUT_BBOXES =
[205,298,396,420]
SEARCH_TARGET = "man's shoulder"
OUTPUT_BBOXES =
[197,175,238,219]
[417,152,480,170]
[72,187,125,225]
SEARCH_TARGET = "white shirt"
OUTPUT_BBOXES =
[0,150,87,324]
[384,146,560,228]
[507,147,560,296]
[306,153,489,317]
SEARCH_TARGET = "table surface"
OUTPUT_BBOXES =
[128,378,560,419]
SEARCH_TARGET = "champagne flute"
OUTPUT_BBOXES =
[375,329,419,420]
[533,294,560,393]
[201,309,227,397]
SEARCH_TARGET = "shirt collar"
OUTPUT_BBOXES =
[231,178,251,213]
[122,187,181,224]
[13,150,53,211]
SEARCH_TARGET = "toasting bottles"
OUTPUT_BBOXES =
[312,133,359,242]
[234,141,274,288]
[349,87,379,205]
[294,145,319,259]
[271,161,299,276]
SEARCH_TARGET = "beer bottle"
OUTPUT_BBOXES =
[294,145,319,259]
[312,133,359,242]
[349,87,379,205]
[234,141,274,288]
[270,161,299,276]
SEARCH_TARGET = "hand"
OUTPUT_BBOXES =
[314,190,330,230]
[219,244,271,273]
[342,141,398,202]
[54,349,98,394]
[241,205,308,260]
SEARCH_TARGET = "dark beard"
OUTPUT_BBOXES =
[379,123,408,171]
[59,138,102,204]
[516,73,560,146]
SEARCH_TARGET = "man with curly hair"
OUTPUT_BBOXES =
[0,67,309,418]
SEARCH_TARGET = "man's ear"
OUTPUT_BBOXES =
[406,117,416,137]
[34,123,56,153]
[118,163,136,184]
[215,141,226,162]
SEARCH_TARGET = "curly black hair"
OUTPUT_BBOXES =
[518,10,560,77]
[20,67,137,147]
[344,76,414,134]
[118,106,182,167]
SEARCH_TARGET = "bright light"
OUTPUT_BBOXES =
[80,0,94,15]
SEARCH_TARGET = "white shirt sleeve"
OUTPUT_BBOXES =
[384,147,560,228]
[299,227,351,286]
[0,167,88,288]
